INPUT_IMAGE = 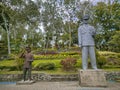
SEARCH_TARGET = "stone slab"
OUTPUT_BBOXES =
[16,80,35,85]
[78,69,107,87]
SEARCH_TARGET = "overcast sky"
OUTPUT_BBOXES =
[80,0,118,4]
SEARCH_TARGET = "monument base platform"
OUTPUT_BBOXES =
[78,69,107,87]
[16,80,35,85]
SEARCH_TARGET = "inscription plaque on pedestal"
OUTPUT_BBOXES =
[78,69,107,87]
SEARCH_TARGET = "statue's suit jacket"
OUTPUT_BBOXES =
[78,24,96,47]
[23,53,34,68]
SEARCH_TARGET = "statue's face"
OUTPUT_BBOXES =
[83,19,88,24]
[82,14,89,20]
[26,47,31,53]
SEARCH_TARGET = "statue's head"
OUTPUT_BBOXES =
[82,14,89,20]
[81,14,90,24]
[25,46,31,52]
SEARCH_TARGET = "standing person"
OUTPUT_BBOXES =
[20,46,34,81]
[78,14,97,70]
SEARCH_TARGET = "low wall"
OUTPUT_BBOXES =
[0,71,120,82]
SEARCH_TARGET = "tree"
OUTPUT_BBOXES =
[0,3,11,54]
[93,1,120,51]
[108,31,120,52]
[1,0,40,54]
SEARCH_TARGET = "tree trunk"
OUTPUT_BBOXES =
[68,23,72,49]
[7,28,11,54]
[2,10,11,54]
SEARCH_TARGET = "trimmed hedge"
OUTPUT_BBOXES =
[32,59,62,69]
[0,66,17,71]
[34,54,80,60]
[33,62,55,70]
[0,51,120,71]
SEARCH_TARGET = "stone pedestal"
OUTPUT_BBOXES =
[16,80,35,85]
[78,69,107,87]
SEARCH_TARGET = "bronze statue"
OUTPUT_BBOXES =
[20,46,34,81]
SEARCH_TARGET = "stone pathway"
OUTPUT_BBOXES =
[0,81,120,90]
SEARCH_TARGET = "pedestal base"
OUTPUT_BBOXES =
[78,69,107,87]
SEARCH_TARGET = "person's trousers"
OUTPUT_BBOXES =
[23,68,31,81]
[82,46,97,70]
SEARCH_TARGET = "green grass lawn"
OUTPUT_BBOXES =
[0,50,120,75]
[0,60,16,66]
[0,59,81,74]
[0,59,82,69]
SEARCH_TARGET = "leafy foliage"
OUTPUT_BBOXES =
[93,2,120,51]
[10,54,24,70]
[108,31,120,52]
[60,57,77,71]
[96,50,107,68]
[99,51,120,68]
[33,62,55,70]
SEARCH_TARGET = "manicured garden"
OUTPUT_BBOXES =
[0,50,120,74]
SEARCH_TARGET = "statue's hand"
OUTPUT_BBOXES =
[92,35,95,38]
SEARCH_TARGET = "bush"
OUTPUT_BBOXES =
[99,51,120,67]
[34,54,80,60]
[34,49,58,55]
[96,50,107,68]
[106,56,120,65]
[0,66,17,71]
[60,57,77,71]
[34,62,55,70]
[10,54,24,70]
[102,65,120,69]
[60,51,80,56]
[97,56,107,68]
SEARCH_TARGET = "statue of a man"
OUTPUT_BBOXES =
[78,14,97,70]
[20,46,34,81]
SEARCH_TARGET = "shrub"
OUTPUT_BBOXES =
[96,50,107,68]
[75,59,82,68]
[60,51,80,56]
[0,66,17,71]
[97,56,107,68]
[106,57,120,66]
[60,57,77,71]
[99,51,120,67]
[10,54,24,70]
[34,49,58,55]
[103,65,120,69]
[34,54,80,60]
[34,62,55,70]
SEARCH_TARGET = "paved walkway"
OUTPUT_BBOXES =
[0,81,120,90]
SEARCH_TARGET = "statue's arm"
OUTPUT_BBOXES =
[78,27,82,47]
[19,51,25,58]
[31,54,34,61]
[92,26,96,38]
